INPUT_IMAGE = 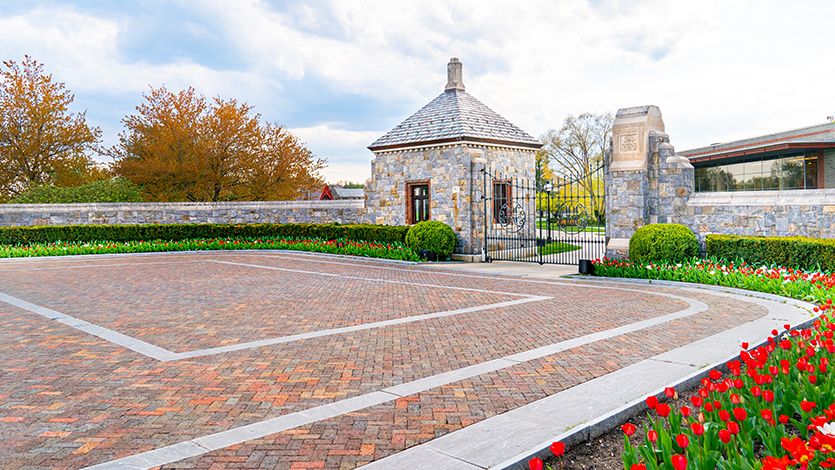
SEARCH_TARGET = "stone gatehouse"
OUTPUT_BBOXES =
[364,58,541,255]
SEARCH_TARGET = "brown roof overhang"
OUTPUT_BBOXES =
[686,142,835,164]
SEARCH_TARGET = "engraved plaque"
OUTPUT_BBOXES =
[620,133,638,152]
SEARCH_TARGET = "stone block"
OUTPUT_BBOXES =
[776,218,789,233]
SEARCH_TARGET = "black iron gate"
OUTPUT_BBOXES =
[482,165,605,265]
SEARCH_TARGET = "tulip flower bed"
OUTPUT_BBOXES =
[592,258,835,305]
[530,303,835,470]
[0,237,423,261]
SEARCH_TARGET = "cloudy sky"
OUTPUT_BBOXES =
[2,0,833,184]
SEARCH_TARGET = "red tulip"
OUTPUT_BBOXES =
[647,429,658,443]
[821,363,828,374]
[733,379,743,389]
[719,429,731,443]
[769,366,779,376]
[529,458,543,470]
[727,421,740,435]
[631,465,647,470]
[705,403,714,412]
[665,387,676,398]
[763,390,774,402]
[780,340,792,350]
[741,342,749,349]
[733,407,747,421]
[750,386,761,397]
[690,396,703,408]
[713,400,722,410]
[810,374,818,384]
[621,423,636,437]
[772,329,779,336]
[779,414,789,424]
[784,324,791,330]
[731,394,740,405]
[691,422,705,436]
[709,370,722,380]
[761,409,773,420]
[656,403,671,418]
[550,441,565,456]
[646,396,658,409]
[671,454,688,470]
[681,406,691,418]
[719,410,730,422]
[802,400,817,413]
[676,434,689,448]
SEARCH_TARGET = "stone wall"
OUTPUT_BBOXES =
[688,191,835,239]
[606,105,835,258]
[365,142,535,255]
[0,200,366,227]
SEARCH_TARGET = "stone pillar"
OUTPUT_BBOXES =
[605,105,694,258]
[467,149,486,259]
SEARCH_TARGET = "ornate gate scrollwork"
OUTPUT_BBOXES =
[550,202,591,234]
[497,202,526,233]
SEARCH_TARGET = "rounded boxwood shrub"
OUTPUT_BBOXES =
[405,221,457,258]
[629,223,699,264]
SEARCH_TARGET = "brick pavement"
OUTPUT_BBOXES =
[0,252,767,469]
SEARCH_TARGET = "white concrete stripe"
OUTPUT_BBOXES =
[0,292,178,361]
[173,296,551,360]
[0,291,550,362]
[78,292,708,470]
[205,259,533,297]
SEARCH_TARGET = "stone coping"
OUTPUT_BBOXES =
[0,199,365,213]
[689,188,835,206]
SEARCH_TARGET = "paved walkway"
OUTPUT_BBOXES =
[0,252,815,470]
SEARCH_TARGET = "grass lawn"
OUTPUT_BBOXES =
[537,240,581,256]
[536,220,605,233]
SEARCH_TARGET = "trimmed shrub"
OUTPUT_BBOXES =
[707,234,835,271]
[405,221,457,258]
[628,223,699,264]
[10,178,145,203]
[0,223,410,247]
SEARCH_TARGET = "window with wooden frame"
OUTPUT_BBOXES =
[406,181,430,224]
[493,180,512,223]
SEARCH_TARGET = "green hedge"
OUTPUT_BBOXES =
[0,223,410,246]
[628,223,699,264]
[706,234,835,271]
[405,221,457,257]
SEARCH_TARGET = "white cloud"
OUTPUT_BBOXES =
[2,0,834,170]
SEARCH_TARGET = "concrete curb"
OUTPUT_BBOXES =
[493,277,820,470]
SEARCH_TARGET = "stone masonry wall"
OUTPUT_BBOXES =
[0,200,366,227]
[607,131,835,257]
[687,191,835,240]
[365,142,535,255]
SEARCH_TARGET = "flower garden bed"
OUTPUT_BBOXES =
[527,258,835,470]
[0,237,422,262]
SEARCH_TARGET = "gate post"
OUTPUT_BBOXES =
[605,106,694,258]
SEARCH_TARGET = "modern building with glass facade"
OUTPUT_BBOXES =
[677,122,835,193]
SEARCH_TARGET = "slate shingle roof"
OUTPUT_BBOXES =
[678,122,835,163]
[368,89,541,151]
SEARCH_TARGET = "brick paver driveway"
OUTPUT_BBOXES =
[0,251,766,469]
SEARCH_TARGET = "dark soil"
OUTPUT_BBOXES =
[538,386,698,470]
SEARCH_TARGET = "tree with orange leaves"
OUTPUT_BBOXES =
[110,86,325,202]
[0,56,103,201]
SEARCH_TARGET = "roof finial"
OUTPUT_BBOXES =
[445,57,465,92]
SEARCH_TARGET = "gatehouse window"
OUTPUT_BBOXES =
[493,181,511,223]
[694,151,819,192]
[406,181,430,224]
